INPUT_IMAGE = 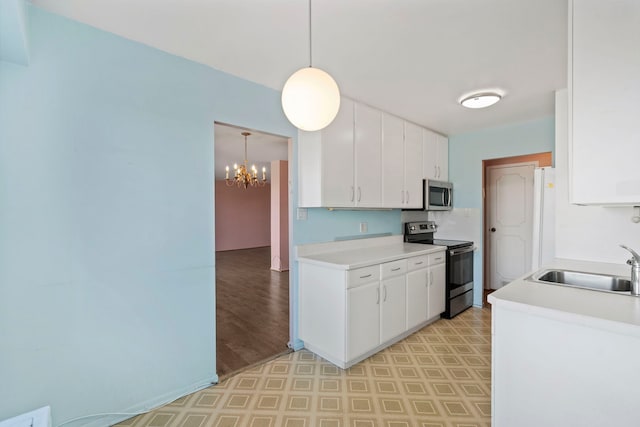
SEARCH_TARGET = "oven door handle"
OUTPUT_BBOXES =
[449,246,475,256]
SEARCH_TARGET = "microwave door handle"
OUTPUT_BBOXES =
[441,190,445,207]
[447,189,452,207]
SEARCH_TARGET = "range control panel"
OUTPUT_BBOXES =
[405,221,437,235]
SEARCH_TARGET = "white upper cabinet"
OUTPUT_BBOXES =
[423,129,448,182]
[569,0,640,205]
[381,113,406,207]
[321,97,356,207]
[435,133,449,181]
[403,122,424,208]
[381,115,424,208]
[299,97,442,209]
[354,103,382,207]
[299,97,382,208]
[382,113,404,207]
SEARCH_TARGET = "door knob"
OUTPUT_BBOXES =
[490,227,496,232]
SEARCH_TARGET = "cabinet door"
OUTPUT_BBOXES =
[322,98,355,207]
[404,122,423,208]
[380,276,407,343]
[406,269,428,329]
[381,113,405,207]
[436,134,449,181]
[347,281,381,361]
[423,128,438,180]
[570,0,640,204]
[428,263,446,319]
[354,103,382,207]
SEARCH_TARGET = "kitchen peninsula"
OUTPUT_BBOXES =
[296,235,446,368]
[489,259,639,427]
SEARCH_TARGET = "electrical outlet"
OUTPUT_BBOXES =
[0,406,51,427]
[360,222,368,233]
[296,208,308,221]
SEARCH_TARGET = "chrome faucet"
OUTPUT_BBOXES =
[620,245,640,296]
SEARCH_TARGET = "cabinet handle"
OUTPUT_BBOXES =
[415,261,423,265]
[383,285,387,302]
[434,165,437,178]
[429,271,433,286]
[434,257,442,261]
[350,186,355,202]
[376,288,380,304]
[357,187,361,202]
[391,267,401,271]
[359,274,372,279]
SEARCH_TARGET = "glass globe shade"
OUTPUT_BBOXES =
[281,67,341,131]
[460,93,502,109]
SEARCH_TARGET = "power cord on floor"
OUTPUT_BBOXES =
[54,382,214,427]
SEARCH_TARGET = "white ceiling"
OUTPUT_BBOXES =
[31,0,568,134]
[30,0,568,180]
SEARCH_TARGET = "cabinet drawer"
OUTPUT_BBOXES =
[407,255,429,271]
[347,265,380,288]
[380,259,407,279]
[428,251,446,266]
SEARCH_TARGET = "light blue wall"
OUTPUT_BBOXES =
[0,0,30,65]
[0,5,402,426]
[449,116,555,304]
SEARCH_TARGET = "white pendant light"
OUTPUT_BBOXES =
[459,91,503,109]
[282,0,340,132]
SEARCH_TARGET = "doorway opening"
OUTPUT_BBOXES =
[483,152,552,305]
[213,122,291,379]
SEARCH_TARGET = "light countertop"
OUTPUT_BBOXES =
[488,258,640,337]
[296,235,446,270]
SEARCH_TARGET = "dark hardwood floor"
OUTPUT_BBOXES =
[216,246,290,378]
[483,288,495,308]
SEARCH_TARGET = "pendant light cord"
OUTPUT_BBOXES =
[308,0,312,67]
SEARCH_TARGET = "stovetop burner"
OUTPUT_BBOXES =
[404,221,473,250]
[430,239,473,250]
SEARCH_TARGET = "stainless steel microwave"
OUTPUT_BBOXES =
[425,179,453,211]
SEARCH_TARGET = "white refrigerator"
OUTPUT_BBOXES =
[531,167,555,270]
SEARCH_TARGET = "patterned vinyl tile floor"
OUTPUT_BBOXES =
[115,307,491,427]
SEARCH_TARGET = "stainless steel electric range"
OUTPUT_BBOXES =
[404,221,475,319]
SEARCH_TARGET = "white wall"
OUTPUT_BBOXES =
[555,89,640,263]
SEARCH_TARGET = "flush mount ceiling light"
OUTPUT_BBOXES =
[459,92,503,109]
[281,0,340,132]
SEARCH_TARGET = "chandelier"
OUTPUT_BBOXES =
[225,132,267,189]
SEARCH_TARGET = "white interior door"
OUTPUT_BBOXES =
[487,163,535,290]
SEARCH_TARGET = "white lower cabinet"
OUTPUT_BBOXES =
[380,259,408,343]
[407,251,446,328]
[406,268,429,329]
[299,250,446,369]
[428,260,446,318]
[347,281,380,361]
[406,254,429,329]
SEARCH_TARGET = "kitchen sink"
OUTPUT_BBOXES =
[528,269,631,293]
